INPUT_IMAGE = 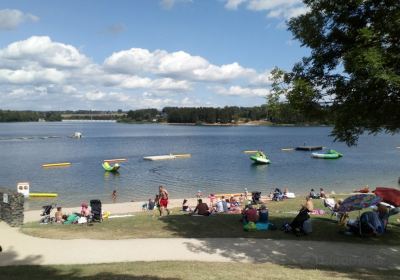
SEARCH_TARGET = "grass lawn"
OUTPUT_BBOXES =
[0,261,398,280]
[21,197,400,245]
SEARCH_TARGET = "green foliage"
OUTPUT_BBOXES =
[287,0,400,145]
[0,110,41,122]
[162,106,268,124]
[126,109,159,122]
[266,67,331,124]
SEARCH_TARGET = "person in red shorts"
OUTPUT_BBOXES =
[158,185,170,216]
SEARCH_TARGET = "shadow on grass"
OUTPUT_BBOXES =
[0,249,179,280]
[156,213,400,275]
[158,213,400,246]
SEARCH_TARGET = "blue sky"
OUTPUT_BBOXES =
[0,0,309,110]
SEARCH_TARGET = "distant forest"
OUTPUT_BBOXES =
[0,103,331,125]
[0,110,61,122]
[124,104,332,125]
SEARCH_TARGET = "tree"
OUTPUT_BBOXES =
[287,0,400,145]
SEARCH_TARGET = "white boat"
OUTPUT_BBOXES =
[143,154,191,161]
[144,154,176,161]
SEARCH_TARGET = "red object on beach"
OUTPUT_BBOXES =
[373,187,400,207]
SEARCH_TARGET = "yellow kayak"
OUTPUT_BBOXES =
[29,193,58,198]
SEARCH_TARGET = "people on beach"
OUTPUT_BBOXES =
[272,188,283,201]
[112,190,117,203]
[147,198,155,210]
[80,202,91,217]
[258,204,269,223]
[154,194,160,214]
[196,190,202,198]
[309,188,320,199]
[242,204,258,223]
[208,193,216,207]
[244,188,249,200]
[215,197,224,212]
[158,185,170,216]
[182,199,191,212]
[55,206,64,223]
[192,199,210,216]
[289,196,313,233]
[239,194,244,205]
[222,196,228,212]
[319,188,326,198]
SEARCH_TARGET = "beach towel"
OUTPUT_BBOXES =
[311,209,325,215]
[256,222,268,231]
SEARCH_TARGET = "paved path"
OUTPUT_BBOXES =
[1,222,399,269]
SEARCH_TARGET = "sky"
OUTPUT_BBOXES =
[0,0,309,111]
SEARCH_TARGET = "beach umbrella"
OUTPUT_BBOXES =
[373,187,400,207]
[338,194,382,213]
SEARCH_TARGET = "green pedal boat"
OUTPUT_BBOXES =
[312,149,343,159]
[102,161,120,172]
[250,151,271,164]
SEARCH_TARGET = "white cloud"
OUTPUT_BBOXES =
[104,48,254,82]
[213,85,269,97]
[225,0,247,10]
[160,0,192,9]
[0,9,39,30]
[223,0,307,20]
[0,36,274,110]
[249,70,273,86]
[0,36,89,68]
[0,67,66,84]
[85,90,106,101]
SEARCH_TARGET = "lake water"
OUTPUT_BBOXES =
[0,122,399,209]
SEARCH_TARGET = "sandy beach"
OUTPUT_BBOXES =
[24,197,201,223]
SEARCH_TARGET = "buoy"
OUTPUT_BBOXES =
[29,193,58,198]
[103,158,127,163]
[42,162,71,168]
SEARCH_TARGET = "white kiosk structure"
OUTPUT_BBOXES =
[17,182,30,198]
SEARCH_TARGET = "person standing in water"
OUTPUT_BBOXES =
[158,185,170,216]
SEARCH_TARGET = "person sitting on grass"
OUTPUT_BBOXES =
[289,196,313,233]
[182,199,192,212]
[319,188,327,199]
[215,197,224,213]
[242,204,258,224]
[258,204,269,223]
[55,206,64,223]
[222,196,228,212]
[191,199,210,216]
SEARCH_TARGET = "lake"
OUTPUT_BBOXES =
[0,122,399,209]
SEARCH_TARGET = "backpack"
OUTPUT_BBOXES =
[243,221,257,231]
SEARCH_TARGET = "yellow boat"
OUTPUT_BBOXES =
[29,193,58,198]
[42,162,71,168]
